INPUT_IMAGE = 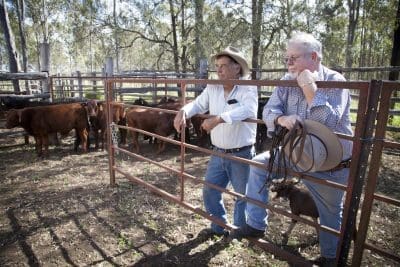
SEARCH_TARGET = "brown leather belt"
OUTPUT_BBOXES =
[213,145,253,153]
[329,159,351,172]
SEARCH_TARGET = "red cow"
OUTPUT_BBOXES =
[5,103,89,157]
[190,114,211,148]
[87,100,106,149]
[126,106,177,154]
[86,100,127,149]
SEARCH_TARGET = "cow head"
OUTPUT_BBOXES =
[270,179,299,200]
[133,97,149,106]
[86,99,99,118]
[5,109,22,129]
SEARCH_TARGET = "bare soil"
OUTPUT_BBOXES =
[0,127,399,267]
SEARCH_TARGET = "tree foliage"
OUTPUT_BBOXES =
[0,0,398,75]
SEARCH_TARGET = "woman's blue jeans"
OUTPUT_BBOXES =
[246,151,349,258]
[203,146,255,234]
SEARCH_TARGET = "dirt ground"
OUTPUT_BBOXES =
[0,126,399,267]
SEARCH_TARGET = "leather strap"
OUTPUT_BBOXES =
[329,159,351,172]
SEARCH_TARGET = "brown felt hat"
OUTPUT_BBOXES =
[211,46,250,77]
[284,120,343,172]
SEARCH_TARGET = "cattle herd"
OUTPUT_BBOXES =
[2,96,269,158]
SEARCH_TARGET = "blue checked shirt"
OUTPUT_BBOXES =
[263,64,353,160]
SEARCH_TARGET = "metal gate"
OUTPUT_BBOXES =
[103,78,400,266]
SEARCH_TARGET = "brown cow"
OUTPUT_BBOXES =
[86,100,127,149]
[190,114,211,148]
[5,103,89,157]
[126,106,177,154]
[87,100,106,149]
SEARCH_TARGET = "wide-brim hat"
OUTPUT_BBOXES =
[211,46,250,77]
[283,120,343,172]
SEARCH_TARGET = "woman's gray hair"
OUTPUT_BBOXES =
[288,32,323,61]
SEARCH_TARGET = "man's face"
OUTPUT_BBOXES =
[284,44,315,79]
[214,56,241,80]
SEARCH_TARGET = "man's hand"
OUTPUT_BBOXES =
[297,69,318,87]
[276,114,302,130]
[174,110,186,133]
[201,116,223,133]
[297,69,319,105]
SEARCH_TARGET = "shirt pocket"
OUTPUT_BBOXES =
[225,101,240,111]
[287,97,299,115]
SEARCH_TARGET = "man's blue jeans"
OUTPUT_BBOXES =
[246,151,349,258]
[203,146,255,234]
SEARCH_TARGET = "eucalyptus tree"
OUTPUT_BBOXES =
[389,0,400,81]
[358,0,397,69]
[345,0,361,68]
[15,0,27,74]
[194,0,205,77]
[0,0,21,92]
[314,1,347,69]
[106,0,188,71]
[251,0,265,79]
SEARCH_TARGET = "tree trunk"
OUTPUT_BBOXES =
[251,0,264,79]
[388,0,400,123]
[389,0,400,81]
[169,0,180,73]
[113,0,119,73]
[16,0,29,92]
[16,0,27,72]
[180,0,187,73]
[0,0,21,93]
[194,0,205,78]
[345,0,361,68]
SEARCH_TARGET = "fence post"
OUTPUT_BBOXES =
[194,58,208,97]
[199,58,208,79]
[104,57,116,186]
[104,57,114,100]
[337,80,382,266]
[76,71,83,100]
[92,71,97,94]
[39,42,51,101]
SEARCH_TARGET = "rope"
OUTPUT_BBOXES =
[258,120,315,193]
[258,125,288,193]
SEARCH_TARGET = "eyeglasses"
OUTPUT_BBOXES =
[282,54,304,64]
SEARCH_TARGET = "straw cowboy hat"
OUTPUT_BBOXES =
[211,46,250,77]
[283,120,343,172]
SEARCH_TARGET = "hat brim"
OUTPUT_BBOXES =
[284,120,343,171]
[211,51,250,77]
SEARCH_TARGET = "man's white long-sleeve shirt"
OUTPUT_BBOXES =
[182,83,258,149]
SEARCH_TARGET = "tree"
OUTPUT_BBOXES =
[168,0,180,73]
[194,0,205,77]
[345,0,361,68]
[251,0,265,79]
[389,0,400,81]
[16,0,27,73]
[0,0,21,92]
[16,0,30,93]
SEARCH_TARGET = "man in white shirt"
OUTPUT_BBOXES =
[174,46,258,236]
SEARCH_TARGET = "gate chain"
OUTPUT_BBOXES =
[110,122,119,155]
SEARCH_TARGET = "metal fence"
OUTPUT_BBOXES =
[103,78,400,266]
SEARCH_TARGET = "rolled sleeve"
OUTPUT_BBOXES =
[220,112,233,124]
[221,86,258,124]
[182,88,210,118]
[263,86,286,137]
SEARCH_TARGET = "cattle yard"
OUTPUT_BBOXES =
[0,77,399,266]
